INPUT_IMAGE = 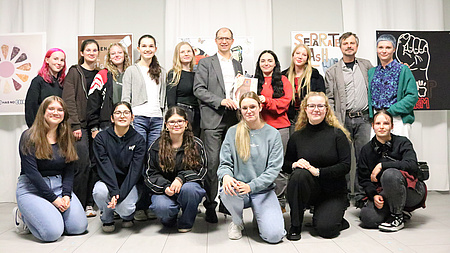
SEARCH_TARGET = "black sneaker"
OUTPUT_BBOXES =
[379,214,404,232]
[286,225,301,241]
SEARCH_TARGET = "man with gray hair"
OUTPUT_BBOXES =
[325,32,373,207]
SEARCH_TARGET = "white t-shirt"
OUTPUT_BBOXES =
[132,65,162,117]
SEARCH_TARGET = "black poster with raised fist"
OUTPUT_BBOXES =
[377,31,450,110]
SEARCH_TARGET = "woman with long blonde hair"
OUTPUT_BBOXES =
[281,44,325,135]
[218,91,285,243]
[14,96,87,242]
[166,42,200,136]
[283,92,351,241]
[87,42,131,137]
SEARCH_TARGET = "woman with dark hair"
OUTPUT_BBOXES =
[122,34,166,221]
[166,41,200,137]
[254,50,293,211]
[283,92,351,240]
[357,110,426,232]
[62,39,100,217]
[281,44,325,135]
[14,96,87,242]
[87,43,132,137]
[25,48,67,127]
[92,102,145,233]
[144,106,206,233]
[218,91,285,243]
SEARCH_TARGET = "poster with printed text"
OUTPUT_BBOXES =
[178,37,255,76]
[377,31,450,110]
[78,34,133,70]
[0,33,45,115]
[290,32,343,76]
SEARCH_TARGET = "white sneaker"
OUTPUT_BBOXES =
[228,222,244,240]
[85,206,97,217]
[13,207,30,235]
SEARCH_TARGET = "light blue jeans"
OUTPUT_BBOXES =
[150,182,205,229]
[133,115,163,151]
[16,175,87,242]
[92,181,138,224]
[219,187,286,243]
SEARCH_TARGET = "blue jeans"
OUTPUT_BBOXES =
[92,181,138,224]
[219,187,286,243]
[133,115,163,151]
[16,175,87,242]
[150,182,205,229]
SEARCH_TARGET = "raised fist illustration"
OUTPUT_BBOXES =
[396,33,430,80]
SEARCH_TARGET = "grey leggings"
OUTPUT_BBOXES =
[360,168,426,228]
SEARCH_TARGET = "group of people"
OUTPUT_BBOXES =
[14,27,426,243]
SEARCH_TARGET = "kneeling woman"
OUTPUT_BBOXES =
[283,92,351,240]
[15,96,87,242]
[92,102,146,232]
[145,106,206,232]
[218,91,285,243]
[358,110,426,232]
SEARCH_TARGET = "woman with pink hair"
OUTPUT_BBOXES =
[25,48,67,127]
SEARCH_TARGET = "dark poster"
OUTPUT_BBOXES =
[377,31,450,110]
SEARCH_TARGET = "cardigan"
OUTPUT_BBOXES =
[368,62,418,124]
[122,63,166,113]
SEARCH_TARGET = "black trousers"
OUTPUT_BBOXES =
[73,128,97,208]
[287,169,348,238]
[201,110,237,210]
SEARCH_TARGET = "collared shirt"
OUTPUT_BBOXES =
[343,60,368,112]
[218,53,235,99]
[371,60,402,110]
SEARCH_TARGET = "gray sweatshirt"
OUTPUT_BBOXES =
[217,123,283,194]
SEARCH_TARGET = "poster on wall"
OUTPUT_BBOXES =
[78,34,133,69]
[0,33,45,115]
[177,37,255,76]
[377,31,450,110]
[290,32,343,76]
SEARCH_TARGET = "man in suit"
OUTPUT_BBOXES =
[325,32,373,207]
[194,27,243,223]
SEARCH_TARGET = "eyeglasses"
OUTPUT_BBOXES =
[216,37,232,41]
[167,120,186,126]
[113,110,131,117]
[306,104,326,110]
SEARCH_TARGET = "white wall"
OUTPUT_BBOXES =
[272,0,343,69]
[94,0,166,66]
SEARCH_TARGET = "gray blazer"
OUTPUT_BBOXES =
[325,58,373,124]
[193,54,243,129]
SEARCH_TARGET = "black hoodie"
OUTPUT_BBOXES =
[93,126,145,202]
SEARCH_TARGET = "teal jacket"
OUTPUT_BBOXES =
[368,64,418,124]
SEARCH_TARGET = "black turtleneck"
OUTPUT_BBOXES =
[283,120,351,195]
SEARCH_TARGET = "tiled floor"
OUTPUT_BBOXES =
[1,191,449,253]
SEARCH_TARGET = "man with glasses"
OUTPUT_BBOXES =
[194,27,243,223]
[325,32,374,208]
